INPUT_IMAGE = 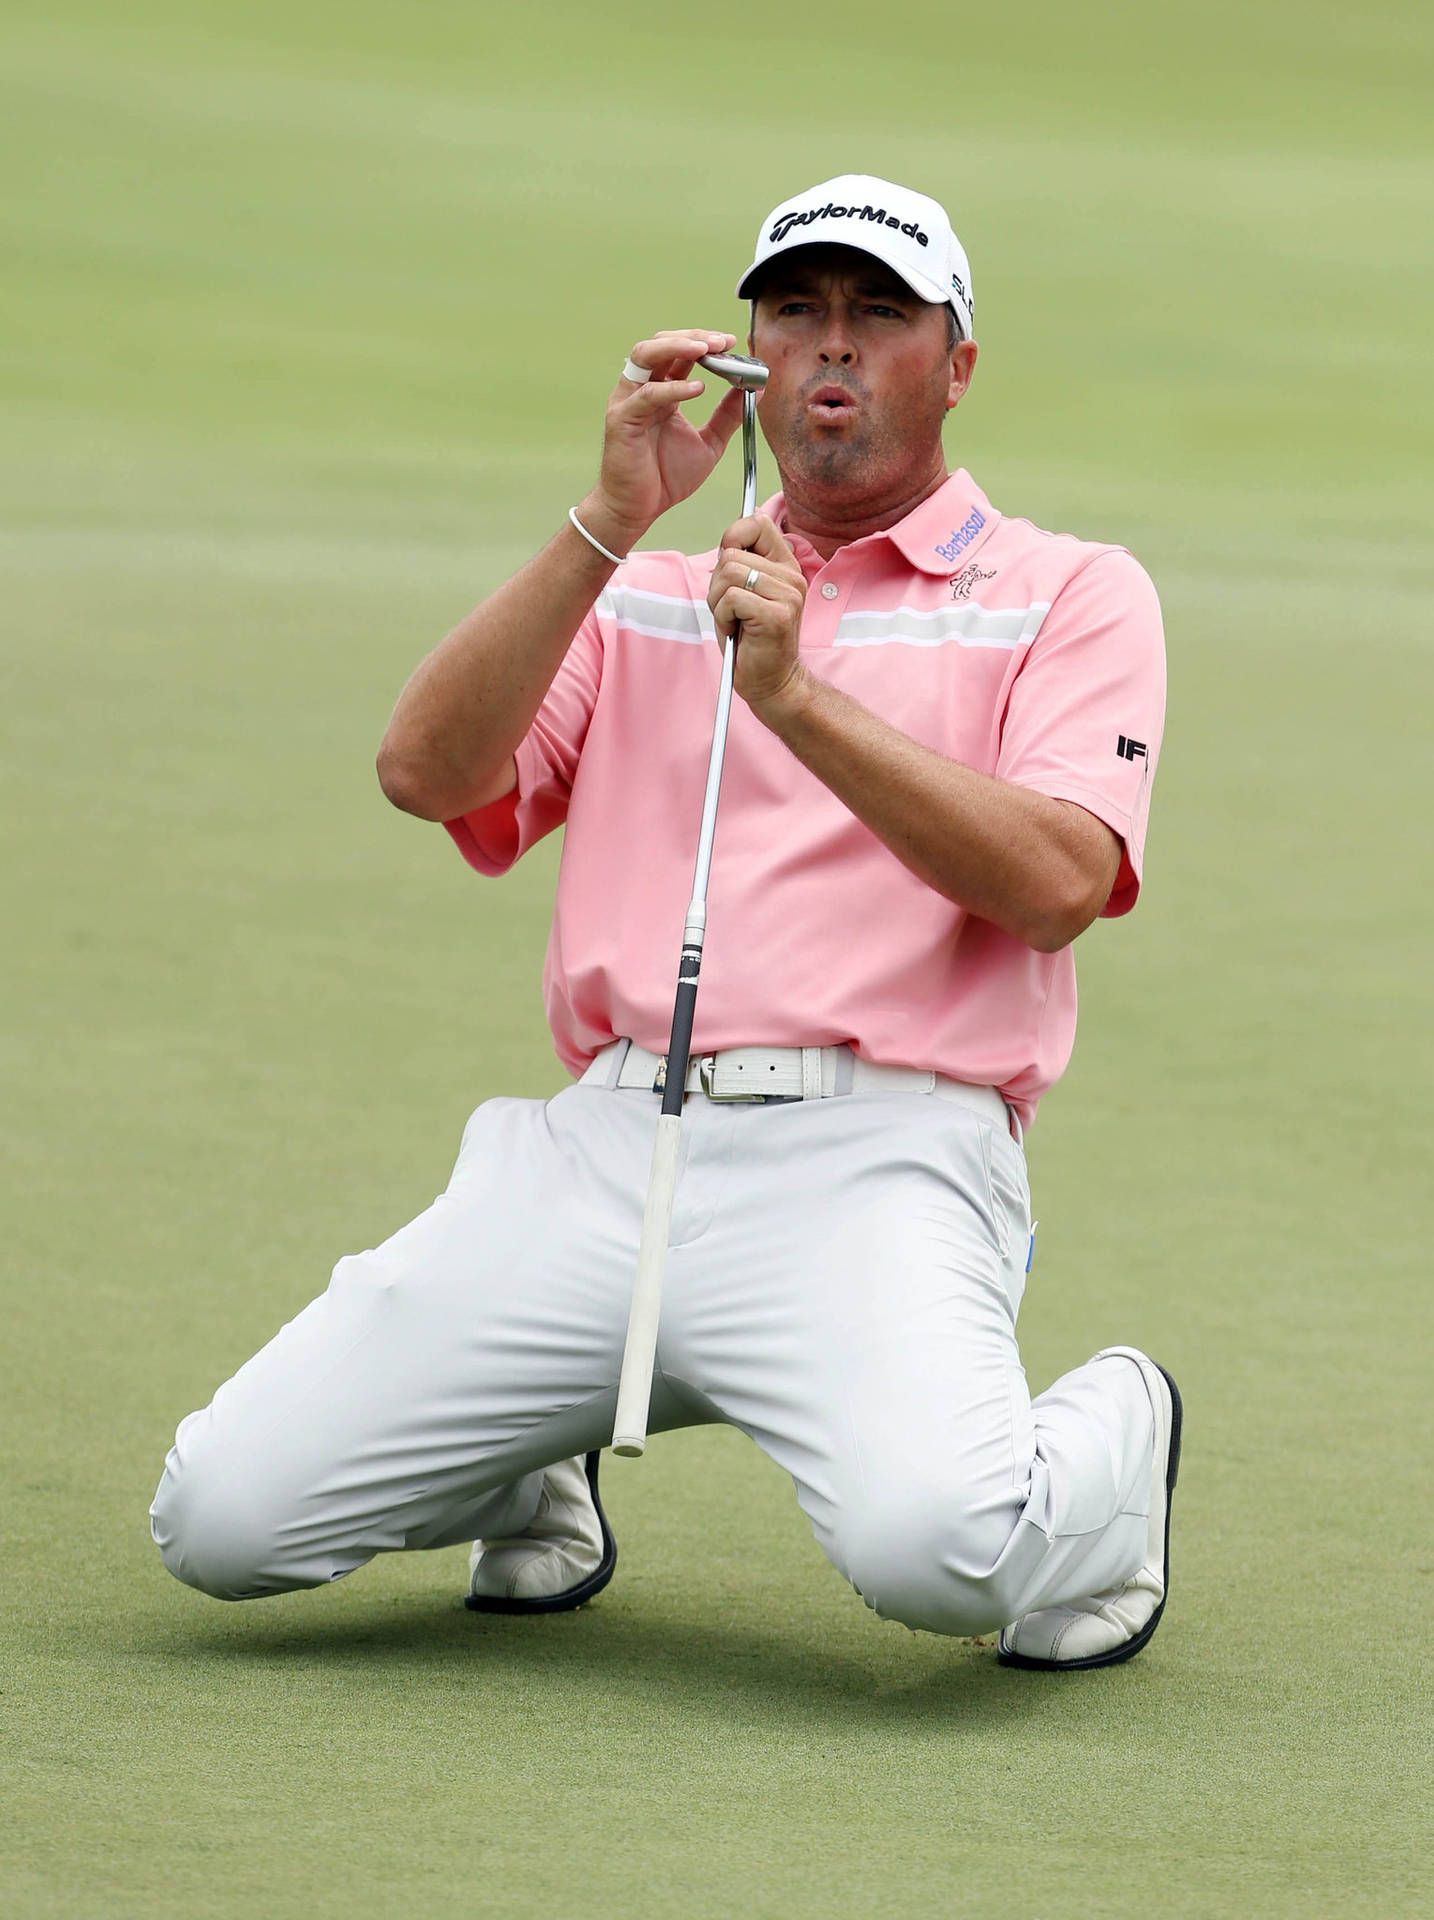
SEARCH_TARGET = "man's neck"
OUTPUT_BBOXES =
[779,463,952,562]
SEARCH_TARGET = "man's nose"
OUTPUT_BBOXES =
[817,312,856,365]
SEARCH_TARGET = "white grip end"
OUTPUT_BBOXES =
[613,1113,683,1458]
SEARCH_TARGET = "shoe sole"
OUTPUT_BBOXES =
[464,1450,618,1615]
[998,1362,1183,1672]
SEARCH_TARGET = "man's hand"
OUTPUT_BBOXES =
[707,513,809,714]
[579,330,748,556]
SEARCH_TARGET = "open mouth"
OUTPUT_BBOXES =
[807,384,858,422]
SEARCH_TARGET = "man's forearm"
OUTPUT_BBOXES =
[376,493,632,822]
[753,668,1119,952]
[380,325,746,822]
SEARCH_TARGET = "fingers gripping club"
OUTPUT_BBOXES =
[612,353,768,1458]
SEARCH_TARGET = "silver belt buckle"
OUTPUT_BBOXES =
[698,1053,763,1102]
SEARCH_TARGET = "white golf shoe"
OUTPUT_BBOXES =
[465,1451,617,1615]
[998,1347,1183,1671]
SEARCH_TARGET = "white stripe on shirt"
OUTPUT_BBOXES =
[597,586,714,644]
[834,601,1051,649]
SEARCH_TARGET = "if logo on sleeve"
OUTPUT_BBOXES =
[1117,735,1147,762]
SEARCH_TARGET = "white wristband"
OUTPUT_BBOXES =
[568,505,628,566]
[621,357,651,384]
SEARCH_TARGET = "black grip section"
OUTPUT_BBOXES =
[660,946,703,1117]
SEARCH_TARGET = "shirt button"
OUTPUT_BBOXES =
[820,582,839,600]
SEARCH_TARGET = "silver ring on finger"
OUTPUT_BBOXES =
[744,567,761,591]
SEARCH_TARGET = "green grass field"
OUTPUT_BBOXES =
[3,1,1431,1913]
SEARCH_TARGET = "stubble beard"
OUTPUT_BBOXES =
[772,411,938,519]
[790,426,876,493]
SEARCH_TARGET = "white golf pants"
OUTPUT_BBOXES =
[151,1081,1157,1634]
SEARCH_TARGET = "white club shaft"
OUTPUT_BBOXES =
[611,652,730,1459]
[740,388,758,517]
[613,1113,683,1456]
[685,643,736,939]
[612,387,758,1460]
[684,389,753,931]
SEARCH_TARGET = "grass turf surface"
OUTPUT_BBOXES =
[3,1,1432,1913]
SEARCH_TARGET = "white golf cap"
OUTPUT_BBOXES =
[736,174,974,340]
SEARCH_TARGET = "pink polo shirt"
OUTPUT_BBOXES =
[446,470,1164,1126]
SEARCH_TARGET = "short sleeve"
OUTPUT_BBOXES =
[444,610,604,876]
[996,548,1166,916]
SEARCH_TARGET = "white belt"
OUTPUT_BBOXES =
[580,1040,1012,1133]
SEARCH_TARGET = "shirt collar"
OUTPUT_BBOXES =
[763,470,999,577]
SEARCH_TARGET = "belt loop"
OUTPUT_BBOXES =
[605,1039,630,1090]
[801,1046,823,1100]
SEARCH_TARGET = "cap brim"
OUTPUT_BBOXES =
[736,243,949,307]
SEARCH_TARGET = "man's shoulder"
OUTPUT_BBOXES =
[901,471,1155,609]
[989,506,1136,567]
[979,508,1159,617]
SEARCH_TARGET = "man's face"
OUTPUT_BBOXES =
[748,244,975,508]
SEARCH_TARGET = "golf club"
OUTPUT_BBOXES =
[612,349,769,1458]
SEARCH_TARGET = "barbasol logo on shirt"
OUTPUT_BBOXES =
[770,203,930,247]
[934,509,986,563]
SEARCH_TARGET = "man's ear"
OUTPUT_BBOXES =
[946,338,978,409]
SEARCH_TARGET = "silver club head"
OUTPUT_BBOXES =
[697,351,769,391]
